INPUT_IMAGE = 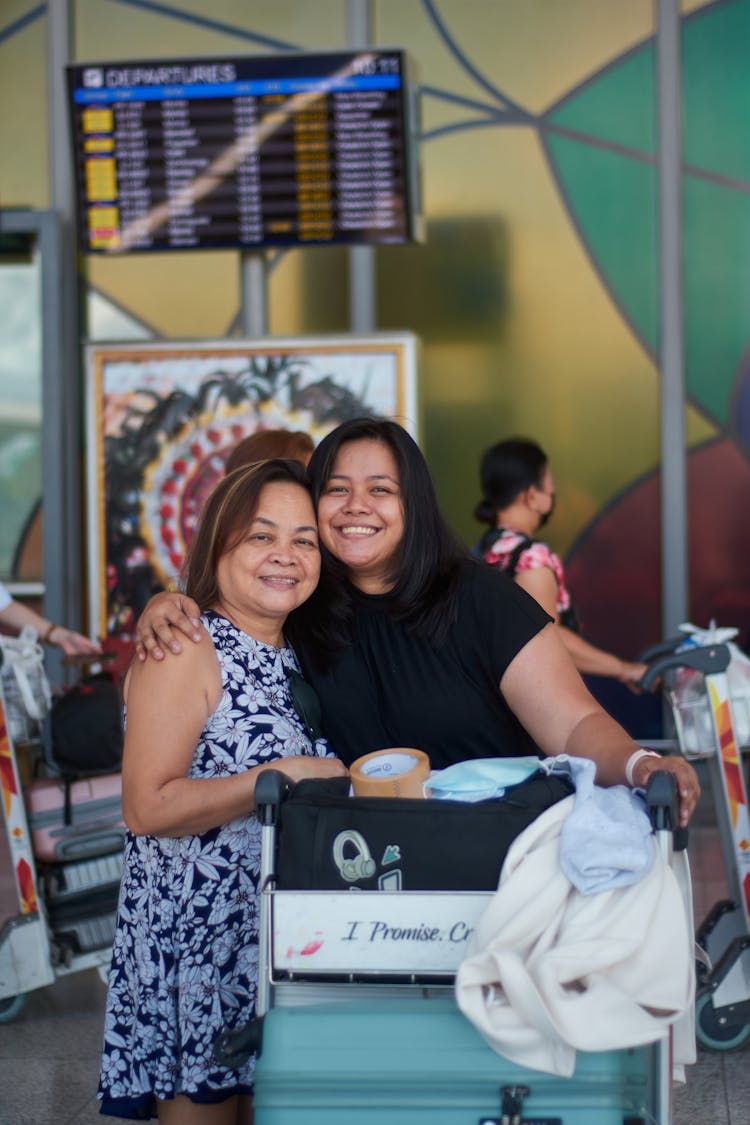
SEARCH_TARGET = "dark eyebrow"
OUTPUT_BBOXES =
[328,472,398,484]
[252,516,318,534]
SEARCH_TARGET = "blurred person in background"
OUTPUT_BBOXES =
[224,428,314,474]
[472,437,647,689]
[0,578,101,656]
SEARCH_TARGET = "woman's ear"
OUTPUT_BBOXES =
[524,484,541,511]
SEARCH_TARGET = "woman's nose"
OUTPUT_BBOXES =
[343,488,370,513]
[269,543,295,564]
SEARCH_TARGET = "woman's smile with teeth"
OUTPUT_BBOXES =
[340,526,377,536]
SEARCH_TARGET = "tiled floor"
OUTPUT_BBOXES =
[0,968,105,1125]
[0,765,748,1125]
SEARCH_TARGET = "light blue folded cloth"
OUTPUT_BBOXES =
[542,755,655,895]
[424,756,542,802]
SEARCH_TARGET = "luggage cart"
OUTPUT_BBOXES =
[0,667,124,1022]
[642,639,750,1051]
[216,769,685,1124]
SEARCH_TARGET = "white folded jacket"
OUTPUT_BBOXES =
[455,795,695,1077]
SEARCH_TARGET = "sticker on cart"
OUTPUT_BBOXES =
[332,829,376,883]
[378,869,401,891]
[271,890,490,974]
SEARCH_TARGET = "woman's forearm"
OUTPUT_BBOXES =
[561,709,638,785]
[0,600,53,638]
[123,755,347,837]
[123,769,260,837]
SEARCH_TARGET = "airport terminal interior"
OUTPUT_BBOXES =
[2,1,750,1122]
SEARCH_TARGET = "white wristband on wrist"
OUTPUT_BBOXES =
[625,748,660,788]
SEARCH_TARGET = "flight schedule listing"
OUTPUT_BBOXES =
[67,52,417,254]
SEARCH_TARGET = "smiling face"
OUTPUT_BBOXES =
[214,480,320,644]
[316,439,405,594]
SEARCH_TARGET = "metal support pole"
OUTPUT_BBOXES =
[240,252,269,337]
[656,0,688,637]
[347,0,376,333]
[47,0,84,672]
[348,247,376,335]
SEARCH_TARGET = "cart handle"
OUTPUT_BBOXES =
[637,635,687,664]
[645,769,688,851]
[639,642,731,692]
[255,769,291,826]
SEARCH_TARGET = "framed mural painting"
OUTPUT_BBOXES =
[85,334,418,658]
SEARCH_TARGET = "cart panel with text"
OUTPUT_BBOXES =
[217,769,681,1124]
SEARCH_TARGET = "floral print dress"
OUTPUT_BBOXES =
[98,611,331,1119]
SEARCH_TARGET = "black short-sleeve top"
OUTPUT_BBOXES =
[297,561,552,769]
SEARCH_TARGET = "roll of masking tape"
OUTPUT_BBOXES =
[349,747,431,799]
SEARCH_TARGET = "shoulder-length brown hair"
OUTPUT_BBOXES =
[184,458,311,611]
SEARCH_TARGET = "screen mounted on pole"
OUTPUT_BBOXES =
[66,51,421,255]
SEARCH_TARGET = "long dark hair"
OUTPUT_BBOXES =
[184,458,311,611]
[290,418,467,657]
[474,437,548,525]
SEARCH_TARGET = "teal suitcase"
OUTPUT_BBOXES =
[253,995,660,1125]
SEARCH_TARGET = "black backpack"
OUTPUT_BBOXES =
[43,672,124,780]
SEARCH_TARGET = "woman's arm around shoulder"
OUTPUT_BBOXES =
[500,623,700,826]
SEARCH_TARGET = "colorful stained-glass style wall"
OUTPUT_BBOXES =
[2,0,749,688]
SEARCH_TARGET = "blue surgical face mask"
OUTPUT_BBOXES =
[424,756,542,802]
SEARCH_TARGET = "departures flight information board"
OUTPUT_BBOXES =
[67,51,420,254]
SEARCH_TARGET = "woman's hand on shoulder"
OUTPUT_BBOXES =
[134,591,203,661]
[124,627,220,727]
